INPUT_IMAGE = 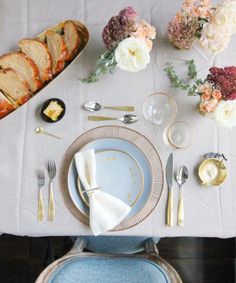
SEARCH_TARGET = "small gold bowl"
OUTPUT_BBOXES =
[198,158,227,187]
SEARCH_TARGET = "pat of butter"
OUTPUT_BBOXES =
[43,101,63,121]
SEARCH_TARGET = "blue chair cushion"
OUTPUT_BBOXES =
[48,257,170,283]
[77,236,160,254]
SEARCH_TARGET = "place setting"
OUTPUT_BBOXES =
[59,125,164,234]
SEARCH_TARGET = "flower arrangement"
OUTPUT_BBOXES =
[83,7,156,83]
[167,0,236,54]
[165,60,236,128]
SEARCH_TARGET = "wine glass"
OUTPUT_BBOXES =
[143,92,177,127]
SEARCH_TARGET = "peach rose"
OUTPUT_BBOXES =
[201,92,211,100]
[199,99,218,113]
[211,89,222,100]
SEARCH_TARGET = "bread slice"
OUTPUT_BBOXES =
[46,30,68,75]
[0,52,42,92]
[19,39,53,83]
[63,21,80,61]
[0,90,15,119]
[0,68,31,105]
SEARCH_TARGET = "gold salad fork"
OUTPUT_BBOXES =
[37,170,45,221]
[47,160,56,221]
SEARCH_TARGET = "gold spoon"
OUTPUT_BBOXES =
[35,127,61,139]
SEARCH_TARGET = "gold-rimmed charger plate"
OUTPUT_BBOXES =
[76,149,144,208]
[59,126,164,231]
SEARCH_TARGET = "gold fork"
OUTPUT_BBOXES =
[47,160,56,221]
[37,170,45,221]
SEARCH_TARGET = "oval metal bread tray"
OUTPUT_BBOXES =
[0,20,89,120]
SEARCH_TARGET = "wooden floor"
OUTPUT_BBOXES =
[0,234,235,283]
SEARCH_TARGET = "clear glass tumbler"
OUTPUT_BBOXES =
[163,121,194,149]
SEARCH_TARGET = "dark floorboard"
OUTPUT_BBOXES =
[158,238,235,283]
[0,235,235,283]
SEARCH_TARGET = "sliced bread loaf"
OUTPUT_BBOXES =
[63,21,80,61]
[19,39,53,83]
[0,91,15,119]
[46,30,68,75]
[0,52,42,92]
[0,68,31,105]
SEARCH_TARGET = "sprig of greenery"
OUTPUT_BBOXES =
[82,51,117,83]
[164,63,189,90]
[164,60,203,96]
[195,17,208,39]
[186,59,197,80]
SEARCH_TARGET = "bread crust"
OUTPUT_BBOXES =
[0,91,15,119]
[19,38,53,83]
[46,30,68,75]
[0,68,31,105]
[0,51,43,92]
[64,21,81,61]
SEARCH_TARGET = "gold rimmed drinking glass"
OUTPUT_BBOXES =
[163,121,194,150]
[143,92,177,127]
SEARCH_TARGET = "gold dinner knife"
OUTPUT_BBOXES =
[166,153,174,226]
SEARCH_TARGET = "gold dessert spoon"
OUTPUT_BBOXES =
[35,127,61,139]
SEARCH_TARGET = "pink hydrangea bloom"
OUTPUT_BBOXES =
[119,6,137,23]
[168,0,212,50]
[167,12,199,50]
[102,7,137,50]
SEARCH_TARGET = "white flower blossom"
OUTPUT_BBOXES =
[199,0,236,54]
[199,24,231,54]
[214,100,236,129]
[212,0,236,34]
[115,37,150,72]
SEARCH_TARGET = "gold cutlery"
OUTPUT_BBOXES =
[166,153,174,226]
[47,160,56,221]
[37,170,45,221]
[88,114,138,124]
[35,127,61,139]
[84,101,134,112]
[176,165,189,226]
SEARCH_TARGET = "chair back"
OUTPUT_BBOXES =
[36,237,182,283]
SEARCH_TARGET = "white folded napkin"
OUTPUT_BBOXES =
[74,149,131,236]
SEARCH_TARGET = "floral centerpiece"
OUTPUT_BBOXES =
[83,7,156,83]
[167,0,236,54]
[165,60,236,128]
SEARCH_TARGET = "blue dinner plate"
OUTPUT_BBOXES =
[75,149,144,208]
[67,138,153,220]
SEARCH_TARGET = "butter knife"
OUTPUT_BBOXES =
[166,153,174,226]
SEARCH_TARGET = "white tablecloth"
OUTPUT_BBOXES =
[0,0,235,238]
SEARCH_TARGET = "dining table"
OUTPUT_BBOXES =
[0,0,236,238]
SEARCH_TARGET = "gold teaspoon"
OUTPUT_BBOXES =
[35,127,61,139]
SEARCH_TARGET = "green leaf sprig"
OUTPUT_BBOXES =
[82,51,117,83]
[195,17,208,39]
[164,60,204,96]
